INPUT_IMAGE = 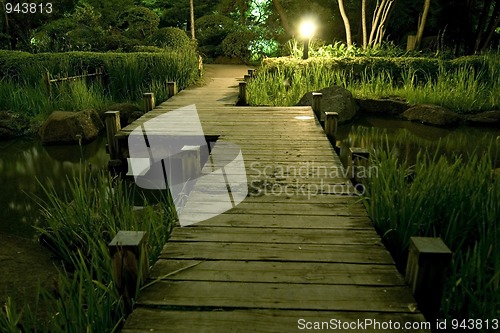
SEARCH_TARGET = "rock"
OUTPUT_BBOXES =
[40,109,103,145]
[105,103,143,127]
[356,98,409,116]
[297,86,357,123]
[466,110,500,126]
[0,111,30,140]
[402,104,462,127]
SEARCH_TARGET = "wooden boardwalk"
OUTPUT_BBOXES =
[118,65,429,332]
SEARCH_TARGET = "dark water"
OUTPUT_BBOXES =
[0,136,108,237]
[1,118,499,237]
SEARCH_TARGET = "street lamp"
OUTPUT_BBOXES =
[299,20,316,60]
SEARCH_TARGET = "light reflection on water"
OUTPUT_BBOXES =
[0,136,108,237]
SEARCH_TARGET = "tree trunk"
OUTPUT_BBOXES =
[272,0,294,37]
[479,1,500,52]
[474,0,492,52]
[415,0,431,49]
[338,0,352,47]
[362,0,368,48]
[369,0,393,47]
[190,0,195,40]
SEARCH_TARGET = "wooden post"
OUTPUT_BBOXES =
[45,72,52,100]
[105,111,121,161]
[143,93,155,112]
[109,231,149,314]
[244,74,251,82]
[349,147,370,184]
[248,69,255,78]
[405,237,452,320]
[312,92,323,121]
[407,34,417,51]
[239,81,247,106]
[167,81,177,98]
[180,145,201,180]
[324,111,339,143]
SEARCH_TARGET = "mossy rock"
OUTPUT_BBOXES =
[40,109,103,145]
[0,111,31,140]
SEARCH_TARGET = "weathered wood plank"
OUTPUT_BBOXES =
[159,242,394,264]
[169,226,381,245]
[123,308,430,333]
[149,260,405,286]
[136,281,417,313]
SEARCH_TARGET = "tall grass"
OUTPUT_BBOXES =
[362,143,499,322]
[247,54,500,113]
[0,171,176,332]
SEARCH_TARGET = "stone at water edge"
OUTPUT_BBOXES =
[466,110,500,125]
[402,104,462,127]
[0,111,31,140]
[297,86,357,124]
[40,109,103,145]
[356,98,410,116]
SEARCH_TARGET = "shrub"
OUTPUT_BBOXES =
[222,31,257,61]
[149,27,191,50]
[195,14,235,58]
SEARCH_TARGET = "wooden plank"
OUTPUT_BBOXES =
[169,227,381,245]
[136,281,417,313]
[159,242,394,264]
[150,259,405,286]
[192,214,374,229]
[123,308,430,333]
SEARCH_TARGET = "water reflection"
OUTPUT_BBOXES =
[0,136,108,236]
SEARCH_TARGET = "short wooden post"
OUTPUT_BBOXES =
[143,93,155,112]
[109,231,149,314]
[312,92,323,121]
[324,112,339,143]
[349,147,370,183]
[407,35,417,51]
[248,69,255,78]
[405,237,452,320]
[45,72,52,100]
[167,81,177,98]
[105,111,121,161]
[180,145,201,180]
[239,81,247,105]
[244,74,251,82]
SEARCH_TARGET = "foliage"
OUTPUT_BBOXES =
[0,50,200,117]
[361,143,499,321]
[149,27,192,50]
[195,14,235,58]
[221,30,257,61]
[247,54,500,113]
[0,171,176,332]
[118,7,160,40]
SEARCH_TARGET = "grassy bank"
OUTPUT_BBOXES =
[0,172,176,332]
[0,50,200,119]
[361,144,499,322]
[247,54,500,114]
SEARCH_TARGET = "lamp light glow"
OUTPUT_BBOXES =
[299,20,316,39]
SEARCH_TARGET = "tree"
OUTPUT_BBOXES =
[337,0,352,47]
[190,0,195,40]
[368,0,394,47]
[272,0,293,37]
[415,0,431,49]
[361,0,368,48]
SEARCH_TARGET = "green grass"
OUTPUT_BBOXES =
[0,171,176,332]
[247,54,500,114]
[361,143,499,323]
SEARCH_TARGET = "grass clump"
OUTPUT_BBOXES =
[362,143,499,322]
[248,54,500,114]
[0,171,176,332]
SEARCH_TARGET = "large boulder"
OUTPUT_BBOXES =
[40,109,103,145]
[297,86,357,123]
[356,98,410,116]
[466,110,500,126]
[0,111,30,140]
[402,104,462,127]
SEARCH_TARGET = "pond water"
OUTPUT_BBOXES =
[1,119,499,238]
[0,136,109,237]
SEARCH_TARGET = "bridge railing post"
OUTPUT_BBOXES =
[312,92,323,122]
[167,82,177,98]
[239,81,247,106]
[405,237,452,321]
[143,93,155,112]
[105,111,121,161]
[348,147,370,185]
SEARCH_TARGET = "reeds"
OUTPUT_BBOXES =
[362,142,499,321]
[0,171,176,332]
[247,54,500,113]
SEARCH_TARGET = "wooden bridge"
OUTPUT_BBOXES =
[113,65,430,332]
